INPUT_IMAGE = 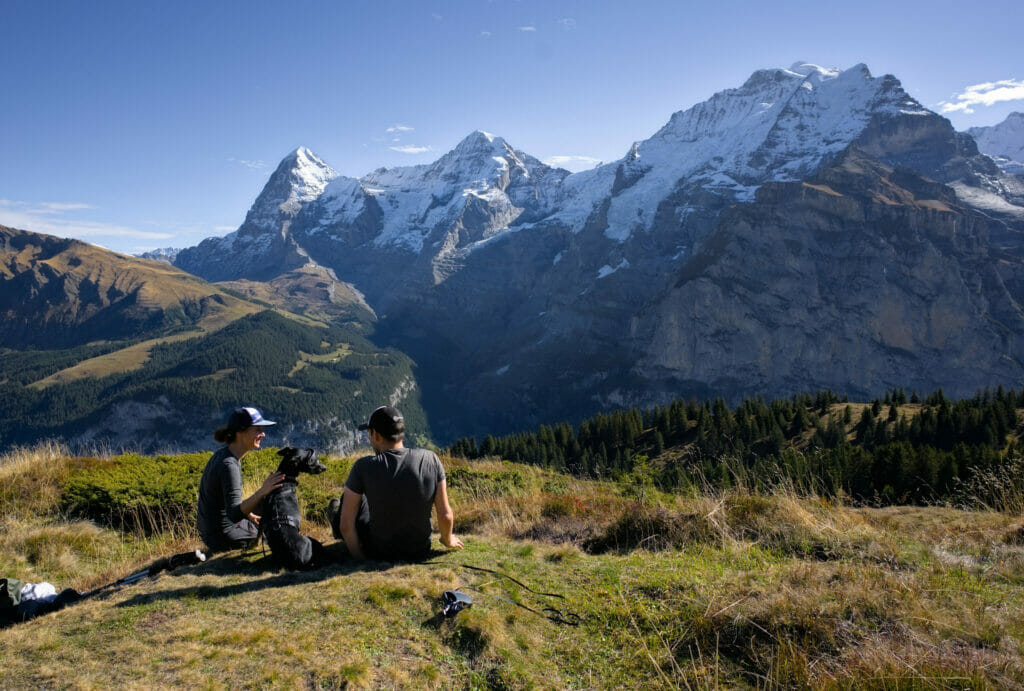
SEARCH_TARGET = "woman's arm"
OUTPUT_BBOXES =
[222,461,282,524]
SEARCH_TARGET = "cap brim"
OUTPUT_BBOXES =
[253,420,276,426]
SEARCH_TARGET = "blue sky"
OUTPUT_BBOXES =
[1,0,1022,254]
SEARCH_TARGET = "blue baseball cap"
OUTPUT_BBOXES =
[226,407,276,431]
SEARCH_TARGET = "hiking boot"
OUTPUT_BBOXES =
[327,498,342,540]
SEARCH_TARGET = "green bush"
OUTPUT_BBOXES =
[60,448,352,533]
[446,466,528,499]
[61,452,209,532]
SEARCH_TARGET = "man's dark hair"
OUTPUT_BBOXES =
[359,405,405,442]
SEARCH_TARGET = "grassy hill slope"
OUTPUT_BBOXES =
[1,444,1022,688]
[0,225,263,348]
[0,227,426,454]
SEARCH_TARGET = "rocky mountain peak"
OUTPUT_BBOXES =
[967,112,1024,175]
[591,62,929,241]
[261,146,337,218]
[422,130,535,183]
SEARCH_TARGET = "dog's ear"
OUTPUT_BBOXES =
[300,448,327,475]
[276,446,300,475]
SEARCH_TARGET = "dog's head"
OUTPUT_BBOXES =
[276,447,327,477]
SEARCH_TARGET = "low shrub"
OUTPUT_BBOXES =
[61,452,210,533]
[58,447,351,534]
[447,466,528,499]
[583,503,716,554]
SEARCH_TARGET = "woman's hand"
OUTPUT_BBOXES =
[259,471,285,498]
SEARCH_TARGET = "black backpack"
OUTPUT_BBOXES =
[0,578,22,627]
[0,577,22,611]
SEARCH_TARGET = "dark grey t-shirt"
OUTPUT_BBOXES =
[196,446,250,550]
[344,447,446,560]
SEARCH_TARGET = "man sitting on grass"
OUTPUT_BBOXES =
[329,405,463,561]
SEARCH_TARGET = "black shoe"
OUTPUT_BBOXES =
[327,498,342,540]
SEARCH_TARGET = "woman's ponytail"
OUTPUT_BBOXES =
[214,426,236,444]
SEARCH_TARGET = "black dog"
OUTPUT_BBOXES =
[260,447,327,570]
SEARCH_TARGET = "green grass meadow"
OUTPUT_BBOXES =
[1,443,1023,688]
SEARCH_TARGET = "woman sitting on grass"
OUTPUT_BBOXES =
[196,407,284,553]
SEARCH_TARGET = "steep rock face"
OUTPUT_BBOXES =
[634,150,1024,401]
[175,148,337,281]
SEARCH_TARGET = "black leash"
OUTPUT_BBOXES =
[481,592,581,626]
[80,549,206,600]
[447,562,567,599]
[427,560,580,626]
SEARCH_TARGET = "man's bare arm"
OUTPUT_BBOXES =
[433,480,463,550]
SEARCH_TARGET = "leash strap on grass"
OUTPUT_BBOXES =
[483,592,581,626]
[424,560,581,626]
[451,562,567,600]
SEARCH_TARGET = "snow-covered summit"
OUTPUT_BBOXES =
[313,130,567,253]
[555,62,932,240]
[238,146,338,236]
[968,112,1024,175]
[275,147,338,215]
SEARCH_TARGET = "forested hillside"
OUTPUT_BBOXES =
[0,310,424,452]
[450,387,1023,506]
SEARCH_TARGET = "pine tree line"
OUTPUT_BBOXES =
[447,387,1023,505]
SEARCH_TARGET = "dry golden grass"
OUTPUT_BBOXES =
[1,447,1023,688]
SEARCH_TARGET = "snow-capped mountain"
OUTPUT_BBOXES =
[303,131,570,282]
[173,63,1024,440]
[553,62,934,241]
[175,147,337,280]
[968,112,1024,176]
[138,247,180,264]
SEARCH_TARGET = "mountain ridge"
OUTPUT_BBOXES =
[164,61,1024,440]
[0,225,425,453]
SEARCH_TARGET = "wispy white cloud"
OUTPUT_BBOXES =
[938,79,1024,114]
[479,30,492,38]
[543,155,602,172]
[432,12,442,21]
[0,200,174,242]
[556,18,576,30]
[389,145,432,154]
[26,201,96,213]
[519,25,536,32]
[386,124,414,134]
[228,157,269,171]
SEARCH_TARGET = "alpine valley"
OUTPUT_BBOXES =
[6,62,1024,451]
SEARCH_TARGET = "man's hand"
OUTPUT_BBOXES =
[441,534,464,550]
[248,513,261,526]
[340,488,367,560]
